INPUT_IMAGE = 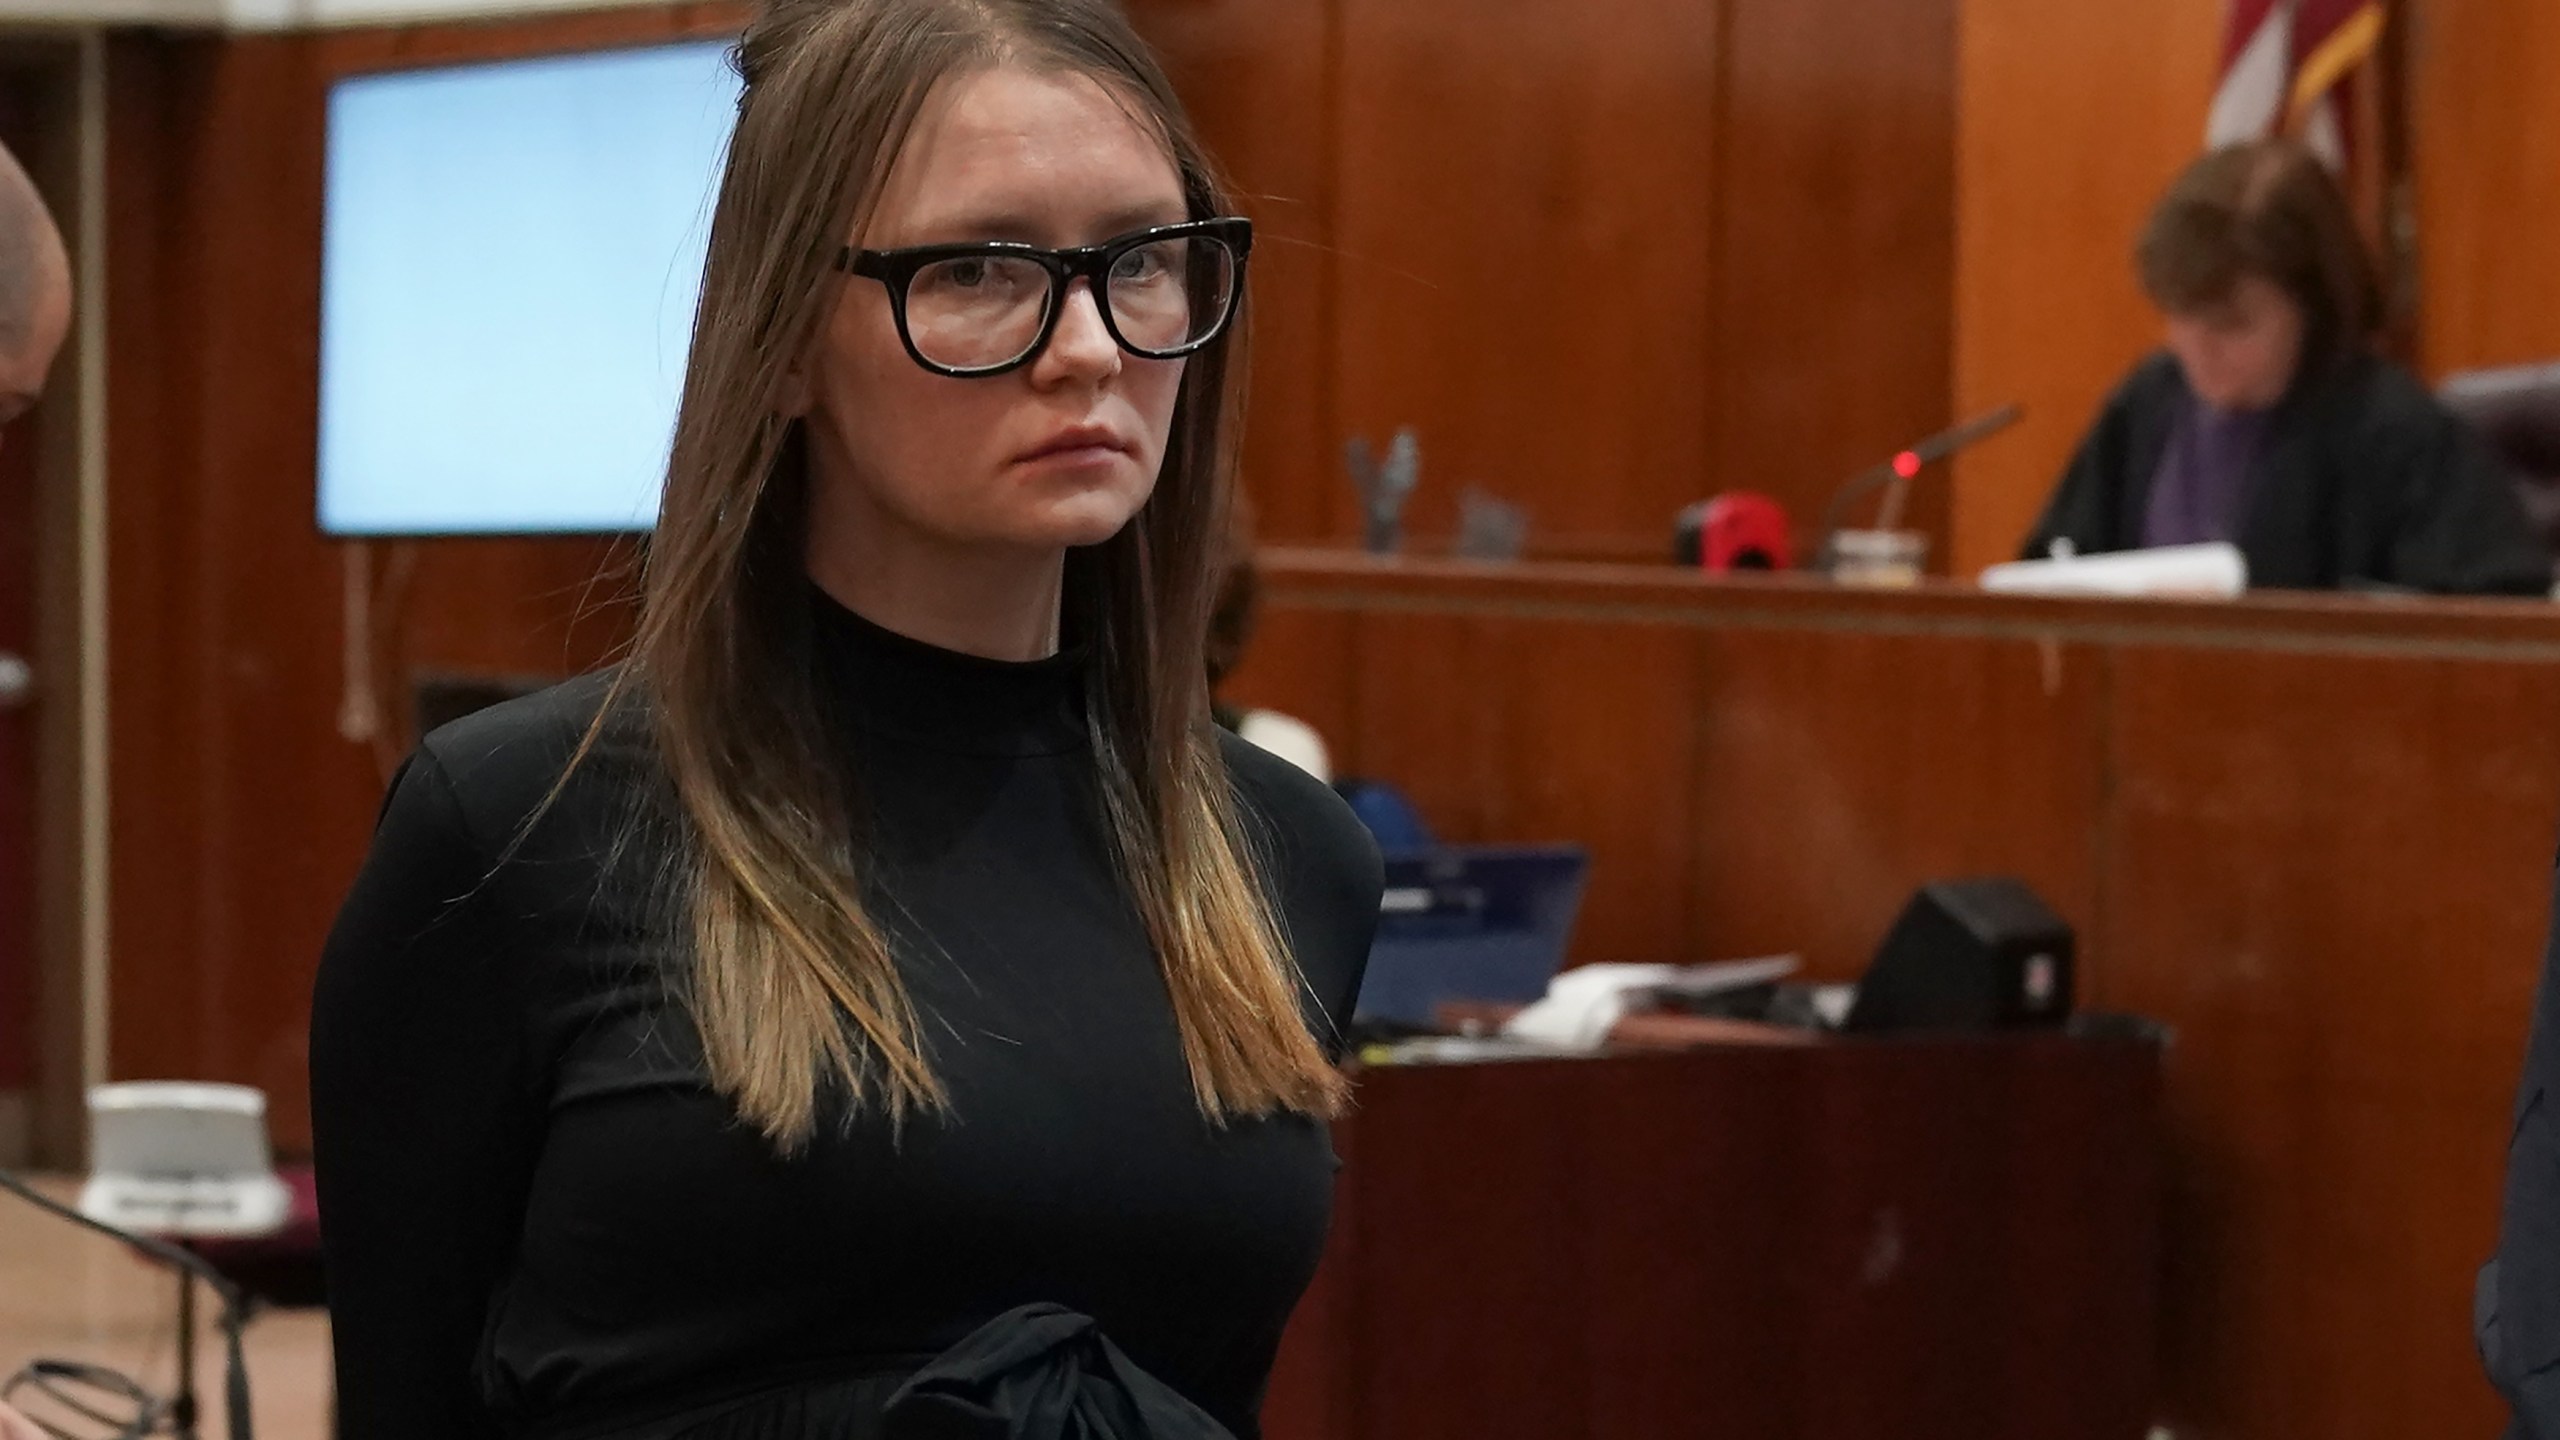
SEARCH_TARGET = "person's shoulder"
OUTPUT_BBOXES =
[2308,352,2466,453]
[1235,708,1332,784]
[413,669,643,848]
[1218,727,1382,917]
[2113,350,2188,409]
[1218,730,1383,1040]
[2316,350,2428,407]
[2288,349,2435,421]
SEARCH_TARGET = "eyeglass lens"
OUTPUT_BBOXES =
[901,234,1237,372]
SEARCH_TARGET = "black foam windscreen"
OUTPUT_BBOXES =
[1844,877,2074,1032]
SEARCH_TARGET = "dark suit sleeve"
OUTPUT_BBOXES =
[2484,865,2560,1436]
[2377,406,2551,596]
[310,750,539,1440]
[2023,365,2147,561]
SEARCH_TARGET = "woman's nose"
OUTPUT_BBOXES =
[1034,278,1122,382]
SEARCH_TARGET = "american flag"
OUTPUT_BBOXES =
[2207,0,2388,168]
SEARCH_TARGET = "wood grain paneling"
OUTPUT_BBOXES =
[1218,601,1357,763]
[1950,0,2227,577]
[1123,0,1341,544]
[1712,0,1959,563]
[2100,647,2560,1439]
[1271,1037,2160,1440]
[103,7,720,1151]
[1250,550,2560,1439]
[1329,0,1722,548]
[1352,610,1700,965]
[1689,627,2105,981]
[2410,0,2560,376]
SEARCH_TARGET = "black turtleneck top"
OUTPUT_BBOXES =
[308,593,1383,1440]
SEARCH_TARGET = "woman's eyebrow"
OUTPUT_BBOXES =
[888,201,1192,248]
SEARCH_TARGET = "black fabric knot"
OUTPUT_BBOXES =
[881,1305,1232,1440]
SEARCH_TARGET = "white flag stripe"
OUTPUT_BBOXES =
[2207,0,2295,145]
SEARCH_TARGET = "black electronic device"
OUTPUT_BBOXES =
[1843,877,2074,1032]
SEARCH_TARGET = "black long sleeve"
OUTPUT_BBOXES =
[310,752,546,1440]
[2022,363,2151,562]
[309,600,1380,1440]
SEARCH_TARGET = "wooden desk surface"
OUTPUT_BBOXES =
[1231,551,2556,1440]
[1259,547,2560,655]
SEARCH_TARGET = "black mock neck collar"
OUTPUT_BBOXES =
[808,584,1089,758]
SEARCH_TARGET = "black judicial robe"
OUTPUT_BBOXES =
[2022,350,2550,596]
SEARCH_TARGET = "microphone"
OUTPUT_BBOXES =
[1813,404,2025,573]
[0,1166,257,1440]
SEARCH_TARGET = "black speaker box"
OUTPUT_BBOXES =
[1844,877,2073,1032]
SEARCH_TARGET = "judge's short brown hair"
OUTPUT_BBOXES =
[2137,139,2381,365]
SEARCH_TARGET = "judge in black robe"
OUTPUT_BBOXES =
[2025,348,2549,595]
[2020,138,2548,597]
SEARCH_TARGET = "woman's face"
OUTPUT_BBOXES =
[2162,273,2306,413]
[796,64,1191,566]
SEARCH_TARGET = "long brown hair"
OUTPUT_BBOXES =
[2137,138,2382,369]
[592,0,1347,1150]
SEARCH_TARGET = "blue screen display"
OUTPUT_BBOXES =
[318,40,740,536]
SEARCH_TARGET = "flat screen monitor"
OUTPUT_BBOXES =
[318,40,740,537]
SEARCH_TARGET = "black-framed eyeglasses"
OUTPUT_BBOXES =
[840,217,1252,378]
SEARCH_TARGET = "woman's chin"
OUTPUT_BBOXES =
[1009,489,1153,550]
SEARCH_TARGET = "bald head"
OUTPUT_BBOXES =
[0,139,70,438]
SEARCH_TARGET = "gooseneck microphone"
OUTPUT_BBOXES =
[1812,404,2025,573]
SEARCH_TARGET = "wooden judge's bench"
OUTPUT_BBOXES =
[1224,551,2560,1440]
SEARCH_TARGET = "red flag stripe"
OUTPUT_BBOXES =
[2221,0,2288,65]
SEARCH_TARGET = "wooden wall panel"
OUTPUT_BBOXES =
[1329,0,1722,549]
[1689,628,2106,980]
[2099,647,2560,1440]
[1711,0,1959,564]
[1950,0,2228,577]
[1218,601,1357,764]
[2409,0,2560,376]
[1285,1039,2159,1440]
[1247,553,2560,1439]
[1351,611,1700,965]
[1123,0,1342,544]
[103,7,722,1152]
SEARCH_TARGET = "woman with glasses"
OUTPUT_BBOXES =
[309,2,1381,1437]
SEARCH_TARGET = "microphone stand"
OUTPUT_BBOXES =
[1811,404,2026,573]
[0,1167,256,1440]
